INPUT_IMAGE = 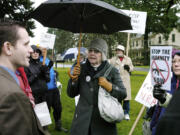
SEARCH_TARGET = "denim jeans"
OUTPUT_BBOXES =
[123,100,130,114]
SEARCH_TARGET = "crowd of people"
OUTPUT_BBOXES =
[0,18,180,135]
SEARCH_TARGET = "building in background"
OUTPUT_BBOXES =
[130,28,180,65]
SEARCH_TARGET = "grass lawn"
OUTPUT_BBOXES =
[48,68,148,135]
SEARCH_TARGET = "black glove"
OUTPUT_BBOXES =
[153,84,166,104]
[124,65,130,72]
[48,60,54,69]
[40,65,49,73]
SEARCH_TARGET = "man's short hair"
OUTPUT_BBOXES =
[0,18,26,53]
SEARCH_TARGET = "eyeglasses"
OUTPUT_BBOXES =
[33,50,40,54]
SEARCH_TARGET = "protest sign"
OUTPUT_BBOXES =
[121,10,147,34]
[150,46,172,90]
[39,32,56,49]
[135,71,157,107]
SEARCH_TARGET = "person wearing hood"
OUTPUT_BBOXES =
[109,45,134,120]
[24,45,50,104]
[67,38,126,135]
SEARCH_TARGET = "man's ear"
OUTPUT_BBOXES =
[2,41,13,55]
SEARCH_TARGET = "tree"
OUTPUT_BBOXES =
[48,28,76,54]
[103,0,180,65]
[0,0,35,36]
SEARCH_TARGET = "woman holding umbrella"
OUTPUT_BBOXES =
[67,38,127,135]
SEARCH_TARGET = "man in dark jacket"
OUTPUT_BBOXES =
[0,18,46,135]
[67,38,127,135]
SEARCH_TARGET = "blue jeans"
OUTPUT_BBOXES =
[123,100,130,115]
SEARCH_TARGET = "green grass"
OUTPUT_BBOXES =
[48,68,148,135]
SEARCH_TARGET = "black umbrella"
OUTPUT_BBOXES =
[30,0,132,78]
[30,0,132,34]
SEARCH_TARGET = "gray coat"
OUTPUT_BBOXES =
[67,61,126,135]
[0,67,45,135]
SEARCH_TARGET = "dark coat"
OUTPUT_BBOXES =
[25,58,50,94]
[155,88,180,135]
[67,60,127,135]
[0,67,45,135]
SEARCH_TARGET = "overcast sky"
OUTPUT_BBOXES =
[30,0,48,45]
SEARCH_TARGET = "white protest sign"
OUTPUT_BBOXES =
[150,46,172,91]
[34,102,52,126]
[39,32,56,49]
[120,10,147,34]
[135,71,157,107]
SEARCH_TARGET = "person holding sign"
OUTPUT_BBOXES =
[150,51,180,135]
[25,45,50,104]
[39,48,68,133]
[109,44,134,120]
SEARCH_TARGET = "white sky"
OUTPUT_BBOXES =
[30,0,48,45]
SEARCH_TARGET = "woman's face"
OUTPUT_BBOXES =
[88,49,102,66]
[31,50,40,60]
[172,54,180,77]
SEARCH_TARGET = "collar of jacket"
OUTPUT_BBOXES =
[82,60,110,79]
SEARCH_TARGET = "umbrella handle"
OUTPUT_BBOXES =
[67,69,78,80]
[77,29,82,65]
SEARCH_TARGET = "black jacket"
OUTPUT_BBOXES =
[25,58,50,94]
[155,89,180,135]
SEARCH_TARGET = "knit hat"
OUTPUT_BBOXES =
[88,38,108,61]
[116,44,125,51]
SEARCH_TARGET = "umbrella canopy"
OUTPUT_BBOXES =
[30,0,132,34]
[62,47,87,60]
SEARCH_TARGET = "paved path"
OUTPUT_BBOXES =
[134,67,149,72]
[55,63,150,72]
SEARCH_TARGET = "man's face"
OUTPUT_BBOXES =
[172,55,180,76]
[11,27,32,68]
[88,49,102,66]
[116,49,124,57]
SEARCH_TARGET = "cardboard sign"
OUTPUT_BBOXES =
[150,46,172,90]
[120,10,147,34]
[39,32,56,49]
[135,72,157,107]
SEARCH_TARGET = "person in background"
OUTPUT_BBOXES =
[25,45,50,104]
[0,18,46,135]
[109,44,134,120]
[40,48,68,132]
[67,38,126,135]
[150,51,180,135]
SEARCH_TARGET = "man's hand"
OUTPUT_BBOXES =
[153,84,166,104]
[124,65,130,72]
[98,77,112,92]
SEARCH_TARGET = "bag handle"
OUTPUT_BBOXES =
[104,65,113,78]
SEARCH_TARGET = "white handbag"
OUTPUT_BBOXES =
[98,65,124,123]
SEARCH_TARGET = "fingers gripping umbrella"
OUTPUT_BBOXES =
[30,0,132,77]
